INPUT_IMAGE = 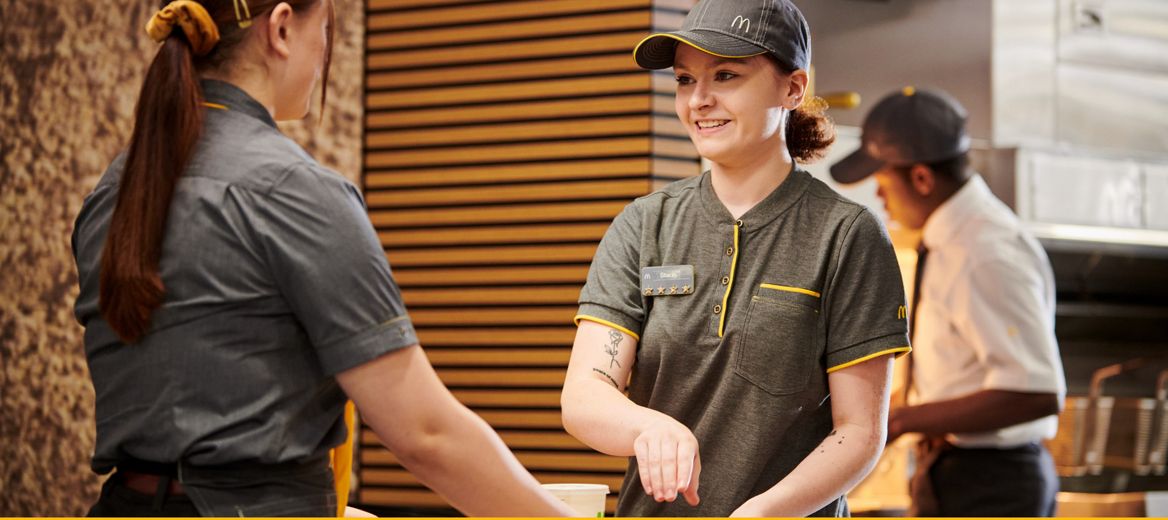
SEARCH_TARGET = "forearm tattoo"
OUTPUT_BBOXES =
[604,330,623,368]
[593,368,621,390]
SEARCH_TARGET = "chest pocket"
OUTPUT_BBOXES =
[734,284,821,395]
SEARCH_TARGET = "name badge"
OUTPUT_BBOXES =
[640,265,695,296]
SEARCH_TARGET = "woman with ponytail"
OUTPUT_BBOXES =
[72,1,573,517]
[560,0,909,516]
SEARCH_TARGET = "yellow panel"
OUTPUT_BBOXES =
[652,157,701,178]
[415,327,577,346]
[368,54,637,89]
[393,265,589,286]
[401,285,582,306]
[368,0,476,9]
[368,32,643,69]
[359,468,622,488]
[476,408,562,425]
[368,11,649,50]
[385,244,599,267]
[653,115,691,139]
[379,222,609,247]
[366,116,650,149]
[357,488,618,513]
[365,179,648,208]
[357,488,449,508]
[366,74,648,109]
[367,96,651,130]
[425,349,570,367]
[367,0,649,31]
[363,449,626,472]
[369,200,627,226]
[366,137,650,168]
[448,387,562,406]
[365,158,651,188]
[435,369,567,388]
[360,430,593,451]
[407,307,576,326]
[652,136,700,159]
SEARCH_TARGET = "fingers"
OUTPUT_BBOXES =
[682,451,701,506]
[660,436,678,502]
[677,442,700,506]
[647,436,664,501]
[634,436,653,498]
[633,423,701,505]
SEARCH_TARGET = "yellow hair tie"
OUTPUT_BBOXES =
[145,0,220,56]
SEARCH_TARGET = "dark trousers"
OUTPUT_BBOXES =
[87,456,334,517]
[87,472,201,517]
[910,439,1059,517]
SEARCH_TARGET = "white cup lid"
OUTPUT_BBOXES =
[541,483,610,495]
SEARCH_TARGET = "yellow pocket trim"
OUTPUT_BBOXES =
[574,314,641,342]
[760,283,821,298]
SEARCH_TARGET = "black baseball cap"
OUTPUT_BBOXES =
[633,0,811,72]
[830,87,971,184]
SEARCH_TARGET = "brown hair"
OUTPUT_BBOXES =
[101,0,334,343]
[768,57,835,163]
[785,95,835,163]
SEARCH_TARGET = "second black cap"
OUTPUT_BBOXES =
[830,87,970,184]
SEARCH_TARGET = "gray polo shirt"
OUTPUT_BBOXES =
[72,80,417,474]
[576,168,910,517]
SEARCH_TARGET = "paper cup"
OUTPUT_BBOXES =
[541,483,609,517]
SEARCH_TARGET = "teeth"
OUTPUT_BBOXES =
[697,120,728,129]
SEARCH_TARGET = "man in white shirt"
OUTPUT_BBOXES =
[830,87,1066,516]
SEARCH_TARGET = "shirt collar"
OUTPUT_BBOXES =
[201,79,277,129]
[698,163,811,231]
[922,173,991,249]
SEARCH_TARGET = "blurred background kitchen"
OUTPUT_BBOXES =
[1,0,1165,516]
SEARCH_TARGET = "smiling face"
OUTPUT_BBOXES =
[672,44,795,168]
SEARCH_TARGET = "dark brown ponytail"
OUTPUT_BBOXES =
[786,95,835,163]
[100,33,204,343]
[101,0,335,343]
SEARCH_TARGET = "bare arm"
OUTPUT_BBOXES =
[889,389,1061,442]
[732,355,894,517]
[337,344,574,517]
[560,320,701,505]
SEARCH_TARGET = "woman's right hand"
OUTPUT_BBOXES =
[633,417,701,506]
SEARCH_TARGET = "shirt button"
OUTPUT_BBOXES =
[713,304,722,314]
[736,219,744,228]
[725,247,734,256]
[721,276,730,285]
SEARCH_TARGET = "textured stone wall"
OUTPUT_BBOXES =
[0,1,364,514]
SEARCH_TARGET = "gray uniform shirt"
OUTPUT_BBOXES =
[576,168,910,517]
[72,80,417,476]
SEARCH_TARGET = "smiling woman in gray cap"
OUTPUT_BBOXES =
[560,0,911,516]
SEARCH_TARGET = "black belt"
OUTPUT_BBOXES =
[113,459,186,510]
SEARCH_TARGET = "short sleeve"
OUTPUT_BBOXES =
[824,209,911,372]
[243,163,418,375]
[952,258,1065,395]
[575,203,645,340]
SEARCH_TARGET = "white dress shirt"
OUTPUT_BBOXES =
[910,174,1066,448]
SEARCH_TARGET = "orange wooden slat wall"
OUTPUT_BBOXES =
[359,0,698,513]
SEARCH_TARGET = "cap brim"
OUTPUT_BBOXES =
[830,147,885,184]
[633,31,768,70]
